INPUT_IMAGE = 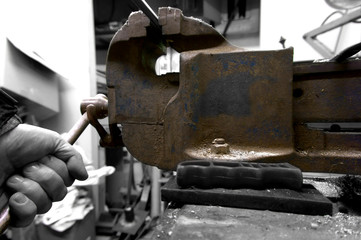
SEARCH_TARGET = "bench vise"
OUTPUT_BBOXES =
[103,7,361,174]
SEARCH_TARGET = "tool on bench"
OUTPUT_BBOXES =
[0,94,109,235]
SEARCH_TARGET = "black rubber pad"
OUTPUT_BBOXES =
[176,161,303,190]
[162,176,333,216]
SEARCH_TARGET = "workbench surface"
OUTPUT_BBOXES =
[151,205,361,240]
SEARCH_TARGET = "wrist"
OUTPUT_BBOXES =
[0,116,21,137]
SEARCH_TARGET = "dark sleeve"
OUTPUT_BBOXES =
[0,89,21,136]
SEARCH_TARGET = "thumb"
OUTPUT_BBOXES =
[2,124,88,180]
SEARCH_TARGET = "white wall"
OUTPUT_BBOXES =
[260,0,361,61]
[0,0,104,220]
[0,0,98,164]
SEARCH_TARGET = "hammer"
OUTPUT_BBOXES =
[0,94,108,234]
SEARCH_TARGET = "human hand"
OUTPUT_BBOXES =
[0,124,88,227]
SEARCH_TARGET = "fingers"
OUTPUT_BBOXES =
[39,156,74,187]
[8,192,37,227]
[22,163,68,201]
[6,175,52,213]
[6,157,74,227]
[52,140,88,181]
[0,123,90,229]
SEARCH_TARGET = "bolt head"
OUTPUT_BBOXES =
[211,138,230,154]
